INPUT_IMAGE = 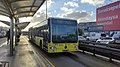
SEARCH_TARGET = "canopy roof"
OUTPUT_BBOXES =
[0,20,10,26]
[15,22,30,30]
[0,0,45,29]
[0,0,45,18]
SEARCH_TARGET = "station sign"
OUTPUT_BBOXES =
[96,1,120,30]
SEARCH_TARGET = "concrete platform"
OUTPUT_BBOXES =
[0,36,45,67]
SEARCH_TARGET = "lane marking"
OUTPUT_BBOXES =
[33,50,46,67]
[24,36,55,67]
[44,57,55,67]
[38,49,55,67]
[23,36,46,67]
[0,41,7,47]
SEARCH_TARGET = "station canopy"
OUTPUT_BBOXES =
[15,22,30,30]
[0,0,45,29]
[0,0,45,18]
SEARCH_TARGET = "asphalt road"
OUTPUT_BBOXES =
[0,37,7,45]
[29,41,120,67]
[0,37,8,58]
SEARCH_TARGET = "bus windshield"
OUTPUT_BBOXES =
[51,19,78,43]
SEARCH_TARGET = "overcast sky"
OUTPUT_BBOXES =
[0,0,118,30]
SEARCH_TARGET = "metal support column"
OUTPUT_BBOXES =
[10,17,14,56]
[46,0,47,19]
[15,19,18,46]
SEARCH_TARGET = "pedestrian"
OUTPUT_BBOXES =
[6,29,10,44]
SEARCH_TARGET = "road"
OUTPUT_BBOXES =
[0,37,7,45]
[0,37,7,49]
[29,41,120,67]
[0,37,8,58]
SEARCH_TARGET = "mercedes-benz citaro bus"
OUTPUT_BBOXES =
[28,17,78,53]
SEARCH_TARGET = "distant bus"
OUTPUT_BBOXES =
[28,17,78,53]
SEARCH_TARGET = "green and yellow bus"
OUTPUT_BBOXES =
[28,17,78,53]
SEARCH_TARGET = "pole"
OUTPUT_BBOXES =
[10,17,14,56]
[15,19,17,46]
[46,0,47,19]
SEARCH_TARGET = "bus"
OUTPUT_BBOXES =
[28,17,78,53]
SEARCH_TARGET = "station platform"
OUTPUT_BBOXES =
[0,36,45,67]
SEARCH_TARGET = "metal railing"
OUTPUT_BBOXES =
[79,41,120,61]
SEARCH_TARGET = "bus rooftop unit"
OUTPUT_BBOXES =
[28,17,78,53]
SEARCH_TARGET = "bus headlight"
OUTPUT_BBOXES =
[51,47,54,49]
[75,46,78,49]
[50,46,56,50]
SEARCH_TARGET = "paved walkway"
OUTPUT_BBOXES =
[0,41,9,67]
[0,36,44,67]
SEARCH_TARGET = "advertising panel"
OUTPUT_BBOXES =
[96,1,120,30]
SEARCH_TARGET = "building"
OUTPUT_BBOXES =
[78,22,104,36]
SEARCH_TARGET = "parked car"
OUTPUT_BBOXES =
[96,37,115,44]
[114,37,120,44]
[111,31,120,44]
[78,36,86,41]
[86,32,101,41]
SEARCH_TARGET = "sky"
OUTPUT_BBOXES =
[31,0,117,22]
[0,0,118,31]
[0,15,10,27]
